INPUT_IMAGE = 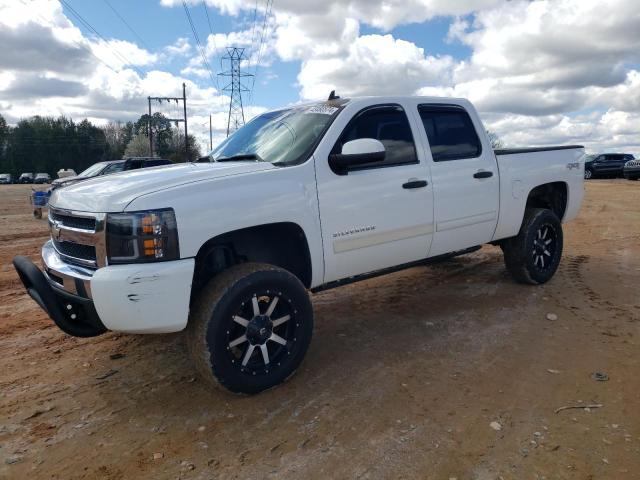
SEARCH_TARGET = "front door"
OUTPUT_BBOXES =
[315,103,434,284]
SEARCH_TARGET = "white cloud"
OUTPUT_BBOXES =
[298,34,454,100]
[3,0,640,155]
[0,0,234,151]
[163,0,502,30]
[164,37,192,57]
[447,0,640,114]
[91,39,158,69]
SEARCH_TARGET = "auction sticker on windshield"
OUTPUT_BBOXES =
[306,105,339,115]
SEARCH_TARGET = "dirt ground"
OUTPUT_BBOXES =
[0,181,638,480]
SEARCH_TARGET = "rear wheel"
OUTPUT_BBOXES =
[502,208,563,285]
[187,263,313,394]
[584,169,592,179]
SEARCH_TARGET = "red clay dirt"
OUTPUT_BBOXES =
[0,181,639,479]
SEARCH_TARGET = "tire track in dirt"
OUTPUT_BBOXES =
[560,254,637,324]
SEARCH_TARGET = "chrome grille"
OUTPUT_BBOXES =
[48,208,106,268]
[49,210,96,230]
[52,239,97,262]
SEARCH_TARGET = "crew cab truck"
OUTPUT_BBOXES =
[13,96,585,394]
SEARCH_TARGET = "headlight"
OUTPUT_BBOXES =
[106,208,179,264]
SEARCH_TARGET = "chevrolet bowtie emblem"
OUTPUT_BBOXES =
[51,220,62,241]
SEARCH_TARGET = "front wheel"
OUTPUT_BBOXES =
[584,169,592,179]
[187,263,314,394]
[502,208,563,285]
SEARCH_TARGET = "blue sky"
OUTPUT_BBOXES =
[61,0,299,108]
[59,0,470,109]
[1,0,639,154]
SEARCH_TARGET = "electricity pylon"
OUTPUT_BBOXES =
[218,47,253,137]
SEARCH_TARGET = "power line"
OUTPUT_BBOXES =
[202,1,221,90]
[60,0,147,77]
[182,0,217,88]
[17,0,120,74]
[248,0,259,66]
[251,0,274,94]
[102,0,152,51]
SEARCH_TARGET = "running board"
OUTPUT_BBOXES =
[311,246,482,293]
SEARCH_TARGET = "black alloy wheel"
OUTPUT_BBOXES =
[531,223,558,274]
[502,208,563,285]
[188,263,313,394]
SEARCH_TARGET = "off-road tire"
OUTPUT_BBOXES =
[502,208,563,285]
[187,262,313,394]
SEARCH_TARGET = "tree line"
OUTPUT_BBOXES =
[0,112,202,177]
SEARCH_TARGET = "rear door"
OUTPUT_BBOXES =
[606,154,627,174]
[415,103,499,257]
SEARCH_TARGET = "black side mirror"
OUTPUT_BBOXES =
[328,138,386,174]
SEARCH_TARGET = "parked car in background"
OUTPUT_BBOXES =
[623,157,640,180]
[57,169,77,179]
[19,173,34,184]
[0,173,14,184]
[584,153,635,179]
[51,157,172,189]
[34,173,52,184]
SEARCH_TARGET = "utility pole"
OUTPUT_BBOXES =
[182,83,188,160]
[209,114,213,151]
[147,83,189,160]
[147,96,153,156]
[218,47,253,137]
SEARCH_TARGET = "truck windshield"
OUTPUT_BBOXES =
[207,104,341,165]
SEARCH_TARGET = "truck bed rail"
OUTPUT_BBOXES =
[494,145,584,156]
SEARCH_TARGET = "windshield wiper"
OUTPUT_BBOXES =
[215,153,263,162]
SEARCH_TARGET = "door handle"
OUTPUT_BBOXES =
[473,170,493,179]
[402,179,428,189]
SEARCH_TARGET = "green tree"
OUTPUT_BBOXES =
[124,134,152,157]
[134,112,173,157]
[0,114,8,171]
[102,121,135,159]
[3,116,109,177]
[167,132,201,162]
[487,130,504,149]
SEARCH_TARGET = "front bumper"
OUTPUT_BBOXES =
[623,166,640,177]
[13,256,106,337]
[14,242,195,336]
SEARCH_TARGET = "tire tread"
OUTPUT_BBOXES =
[186,262,309,393]
[502,208,562,285]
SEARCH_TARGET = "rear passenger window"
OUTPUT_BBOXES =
[334,105,418,169]
[418,105,482,161]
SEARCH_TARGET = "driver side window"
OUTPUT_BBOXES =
[333,105,418,170]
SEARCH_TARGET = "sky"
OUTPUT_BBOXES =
[0,0,639,155]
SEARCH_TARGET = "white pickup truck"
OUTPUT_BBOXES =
[14,96,585,394]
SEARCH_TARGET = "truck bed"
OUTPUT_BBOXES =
[491,145,585,241]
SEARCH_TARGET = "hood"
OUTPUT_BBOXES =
[49,161,275,212]
[52,175,81,185]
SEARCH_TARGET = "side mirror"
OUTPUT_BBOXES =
[329,138,386,173]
